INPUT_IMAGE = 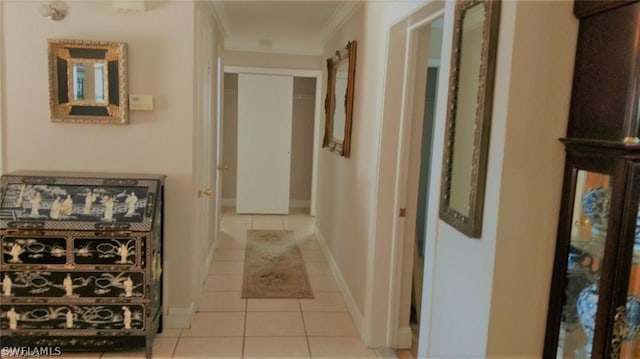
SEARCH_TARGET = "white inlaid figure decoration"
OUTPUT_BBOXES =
[66,310,75,328]
[3,274,12,296]
[8,243,23,263]
[125,192,138,217]
[7,307,19,330]
[30,192,41,216]
[122,306,131,329]
[103,195,114,221]
[63,274,73,296]
[118,243,129,264]
[83,191,96,215]
[15,184,26,207]
[60,194,73,217]
[123,276,133,297]
[50,196,61,219]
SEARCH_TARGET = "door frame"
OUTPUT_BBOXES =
[191,3,220,311]
[368,0,452,352]
[223,66,323,216]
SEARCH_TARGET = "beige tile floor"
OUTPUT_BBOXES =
[64,208,383,358]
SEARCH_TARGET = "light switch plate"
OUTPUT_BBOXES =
[129,94,153,111]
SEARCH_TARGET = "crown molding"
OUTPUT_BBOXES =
[320,1,364,45]
[209,1,230,39]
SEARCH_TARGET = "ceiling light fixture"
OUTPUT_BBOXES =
[39,1,67,21]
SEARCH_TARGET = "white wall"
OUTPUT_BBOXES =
[2,1,199,324]
[422,1,577,357]
[486,1,577,356]
[224,50,321,70]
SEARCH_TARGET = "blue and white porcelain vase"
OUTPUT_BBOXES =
[576,283,640,357]
[582,186,611,239]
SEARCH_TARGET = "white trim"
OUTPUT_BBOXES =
[163,305,195,329]
[418,2,455,357]
[224,66,320,78]
[310,74,323,217]
[223,198,310,209]
[320,1,365,45]
[375,347,399,359]
[209,1,230,39]
[428,59,441,67]
[200,241,216,289]
[316,228,365,339]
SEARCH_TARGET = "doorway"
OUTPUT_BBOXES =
[220,68,321,216]
[382,8,446,356]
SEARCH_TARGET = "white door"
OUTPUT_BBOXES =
[192,7,217,306]
[236,73,293,214]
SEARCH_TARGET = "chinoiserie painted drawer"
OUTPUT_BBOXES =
[0,304,146,331]
[0,176,161,232]
[1,270,145,298]
[1,231,149,269]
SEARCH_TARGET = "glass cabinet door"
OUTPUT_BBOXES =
[618,164,640,358]
[556,170,611,358]
[620,199,640,357]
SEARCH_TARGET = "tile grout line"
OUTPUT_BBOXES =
[298,297,314,359]
[242,243,249,359]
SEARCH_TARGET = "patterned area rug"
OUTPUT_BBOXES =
[242,230,314,299]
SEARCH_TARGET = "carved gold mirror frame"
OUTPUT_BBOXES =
[323,41,357,158]
[439,0,500,238]
[48,39,128,124]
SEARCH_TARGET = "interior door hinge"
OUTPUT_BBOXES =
[399,208,406,218]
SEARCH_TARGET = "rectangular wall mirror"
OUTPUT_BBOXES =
[48,39,128,124]
[439,0,500,238]
[323,41,356,158]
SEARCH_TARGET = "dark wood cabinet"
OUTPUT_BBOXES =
[0,171,164,358]
[545,1,640,358]
[567,1,640,142]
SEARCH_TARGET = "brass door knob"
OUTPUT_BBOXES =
[198,189,213,197]
[217,164,229,171]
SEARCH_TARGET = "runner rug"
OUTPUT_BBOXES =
[242,229,314,299]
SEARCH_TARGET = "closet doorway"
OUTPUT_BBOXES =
[221,67,322,215]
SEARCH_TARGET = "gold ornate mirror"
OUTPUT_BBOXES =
[48,39,128,124]
[323,41,356,158]
[439,0,500,238]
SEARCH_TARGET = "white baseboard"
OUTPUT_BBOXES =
[163,305,194,329]
[397,326,413,349]
[221,198,310,210]
[315,227,365,339]
[375,347,399,358]
[289,200,310,209]
[204,242,216,281]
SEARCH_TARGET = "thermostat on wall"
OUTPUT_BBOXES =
[129,94,153,111]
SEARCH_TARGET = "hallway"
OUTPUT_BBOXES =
[80,209,378,358]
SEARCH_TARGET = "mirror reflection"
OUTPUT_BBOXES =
[439,0,500,238]
[323,41,357,157]
[449,2,485,216]
[71,62,107,104]
[332,61,349,142]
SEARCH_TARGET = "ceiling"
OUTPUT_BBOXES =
[211,1,359,56]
